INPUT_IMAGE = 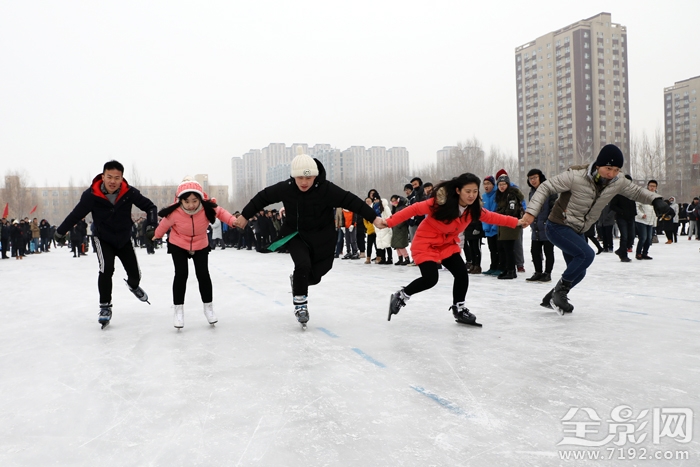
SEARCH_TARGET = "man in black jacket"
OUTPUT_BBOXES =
[609,174,637,262]
[56,160,157,328]
[236,152,384,327]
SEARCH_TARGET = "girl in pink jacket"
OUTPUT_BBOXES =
[154,178,237,328]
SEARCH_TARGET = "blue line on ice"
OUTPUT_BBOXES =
[317,327,339,338]
[410,385,474,418]
[351,348,386,368]
[616,309,648,315]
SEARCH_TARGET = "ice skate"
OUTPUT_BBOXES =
[450,303,482,327]
[173,304,184,329]
[203,302,217,325]
[550,279,574,315]
[388,289,409,321]
[540,289,554,309]
[124,279,150,304]
[293,295,309,329]
[98,303,112,329]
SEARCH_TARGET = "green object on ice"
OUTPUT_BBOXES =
[267,231,298,251]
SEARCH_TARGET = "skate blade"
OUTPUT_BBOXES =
[300,323,307,330]
[550,300,573,315]
[455,319,482,327]
[100,322,110,329]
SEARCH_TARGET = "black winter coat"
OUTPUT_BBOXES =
[609,194,637,222]
[57,174,157,248]
[241,159,376,263]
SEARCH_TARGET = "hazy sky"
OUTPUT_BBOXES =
[1,1,699,189]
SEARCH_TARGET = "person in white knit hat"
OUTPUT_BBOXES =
[235,149,386,328]
[153,177,238,329]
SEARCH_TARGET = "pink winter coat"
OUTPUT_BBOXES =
[154,206,236,252]
[386,198,518,264]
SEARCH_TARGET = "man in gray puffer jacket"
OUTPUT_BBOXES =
[521,144,668,315]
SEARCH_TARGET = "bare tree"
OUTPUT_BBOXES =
[1,170,39,219]
[629,128,665,185]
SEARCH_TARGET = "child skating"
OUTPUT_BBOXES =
[153,178,237,328]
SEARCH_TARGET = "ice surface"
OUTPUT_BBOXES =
[1,237,699,466]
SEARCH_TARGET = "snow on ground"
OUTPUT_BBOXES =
[1,237,699,466]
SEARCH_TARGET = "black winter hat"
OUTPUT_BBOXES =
[497,174,510,186]
[594,144,624,168]
[526,168,546,188]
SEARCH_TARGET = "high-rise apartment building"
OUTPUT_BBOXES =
[664,76,700,199]
[515,12,629,181]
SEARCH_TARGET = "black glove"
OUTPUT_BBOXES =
[651,198,670,217]
[145,225,156,241]
[54,231,67,243]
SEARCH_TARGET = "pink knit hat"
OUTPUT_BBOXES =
[175,177,208,201]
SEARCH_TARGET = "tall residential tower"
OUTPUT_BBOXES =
[664,76,700,199]
[515,12,629,181]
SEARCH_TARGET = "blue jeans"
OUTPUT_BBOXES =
[635,223,653,256]
[545,221,596,288]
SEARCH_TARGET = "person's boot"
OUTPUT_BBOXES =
[615,248,631,262]
[173,304,184,328]
[388,288,409,321]
[550,279,574,315]
[364,257,371,264]
[538,273,552,282]
[497,269,517,280]
[526,272,544,282]
[470,266,481,274]
[203,302,217,324]
[293,295,309,325]
[394,256,405,266]
[540,289,554,309]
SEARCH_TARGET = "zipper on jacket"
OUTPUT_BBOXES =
[190,215,195,252]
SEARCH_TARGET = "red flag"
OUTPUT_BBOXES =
[29,205,37,215]
[2,203,7,218]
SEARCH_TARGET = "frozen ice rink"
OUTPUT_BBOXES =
[1,237,699,466]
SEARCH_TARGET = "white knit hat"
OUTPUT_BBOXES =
[175,176,207,201]
[290,154,319,177]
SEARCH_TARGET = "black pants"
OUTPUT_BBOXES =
[404,253,469,304]
[616,219,635,251]
[94,238,141,304]
[287,235,334,296]
[170,244,212,305]
[600,225,614,251]
[531,239,555,273]
[497,239,515,273]
[378,247,393,262]
[1,238,9,258]
[366,233,376,259]
[486,235,499,270]
[464,238,481,267]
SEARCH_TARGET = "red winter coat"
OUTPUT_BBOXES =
[386,198,518,264]
[154,206,236,252]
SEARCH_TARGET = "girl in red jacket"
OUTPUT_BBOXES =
[154,178,237,329]
[385,173,524,326]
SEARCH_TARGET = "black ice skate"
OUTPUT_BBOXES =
[388,289,409,321]
[550,279,574,315]
[450,304,482,327]
[540,289,554,309]
[99,303,112,329]
[124,279,150,304]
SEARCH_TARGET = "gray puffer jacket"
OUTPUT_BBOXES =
[526,163,660,234]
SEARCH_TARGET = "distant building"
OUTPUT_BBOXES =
[232,143,409,203]
[664,76,700,199]
[515,12,630,181]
